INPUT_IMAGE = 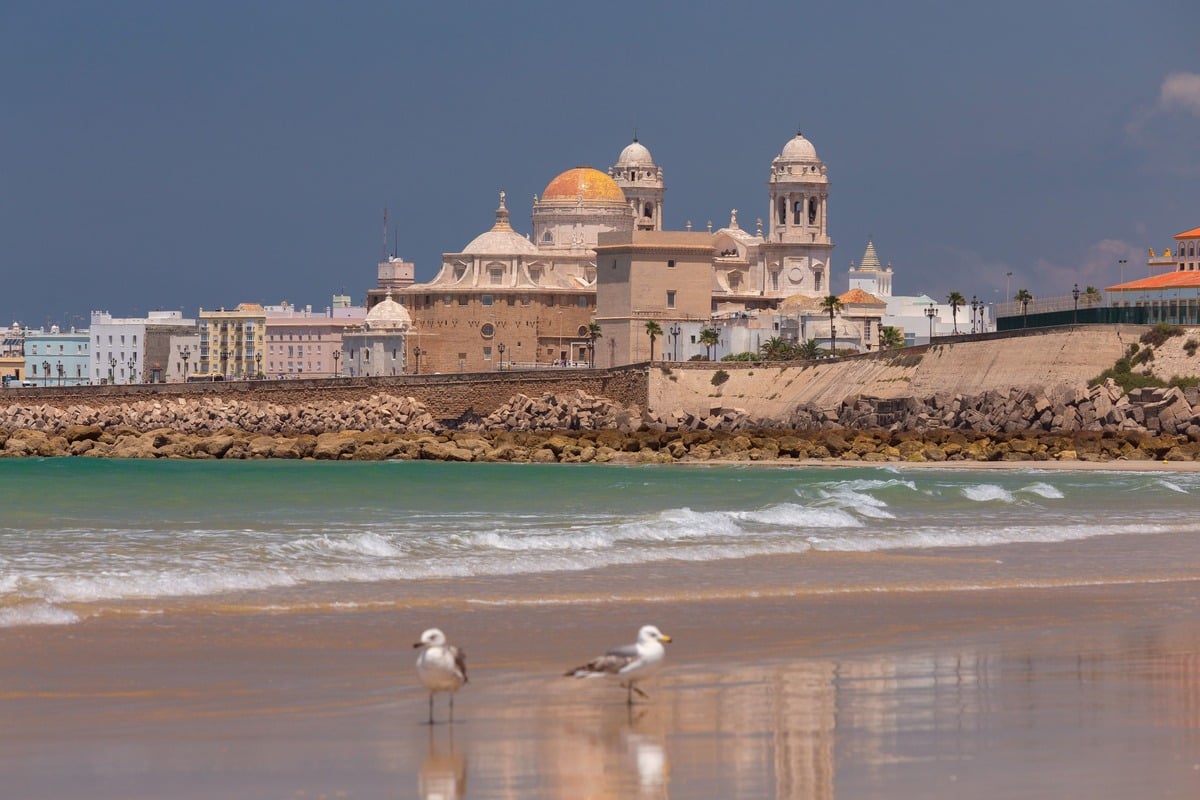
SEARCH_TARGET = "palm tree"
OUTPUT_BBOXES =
[879,326,905,350]
[760,337,791,360]
[586,320,602,367]
[644,320,663,362]
[797,338,823,360]
[698,327,719,360]
[1085,285,1102,306]
[819,295,844,356]
[1015,289,1033,328]
[946,291,965,334]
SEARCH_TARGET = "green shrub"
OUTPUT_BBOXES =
[1140,323,1183,348]
[1184,339,1199,357]
[711,369,730,387]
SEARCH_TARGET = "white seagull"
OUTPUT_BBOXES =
[565,624,673,705]
[413,628,468,724]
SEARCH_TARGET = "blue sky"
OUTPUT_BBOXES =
[3,0,1198,328]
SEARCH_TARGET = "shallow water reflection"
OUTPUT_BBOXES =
[443,625,1200,799]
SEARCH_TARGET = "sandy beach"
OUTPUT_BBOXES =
[4,528,1200,799]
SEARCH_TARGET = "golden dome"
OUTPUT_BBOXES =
[541,167,626,203]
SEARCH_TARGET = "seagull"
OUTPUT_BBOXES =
[413,628,468,724]
[564,624,673,705]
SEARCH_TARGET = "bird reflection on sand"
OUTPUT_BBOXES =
[418,725,467,800]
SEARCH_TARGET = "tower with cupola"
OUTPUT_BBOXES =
[609,137,664,231]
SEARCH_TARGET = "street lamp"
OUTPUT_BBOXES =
[181,345,191,381]
[41,360,49,387]
[496,342,505,370]
[255,351,262,379]
[669,323,681,361]
[413,346,423,375]
[220,349,229,380]
[108,355,116,384]
[1118,258,1127,286]
[332,348,341,377]
[925,304,938,343]
[970,296,980,334]
[56,361,64,386]
[1072,283,1081,324]
[128,358,136,384]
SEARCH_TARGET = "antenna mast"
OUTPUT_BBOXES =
[382,208,389,262]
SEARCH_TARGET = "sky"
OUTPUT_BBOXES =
[3,0,1198,329]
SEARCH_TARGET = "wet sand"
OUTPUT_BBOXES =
[3,542,1200,800]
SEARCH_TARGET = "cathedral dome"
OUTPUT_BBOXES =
[462,192,539,255]
[616,139,653,166]
[542,167,626,203]
[780,132,819,161]
[364,293,412,331]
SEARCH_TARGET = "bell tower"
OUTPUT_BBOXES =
[761,129,834,297]
[609,137,665,231]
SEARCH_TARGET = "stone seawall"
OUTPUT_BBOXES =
[3,367,648,424]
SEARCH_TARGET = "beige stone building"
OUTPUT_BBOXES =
[198,304,266,379]
[594,230,715,366]
[365,131,843,369]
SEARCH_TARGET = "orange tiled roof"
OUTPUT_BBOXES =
[1175,226,1200,239]
[1106,270,1200,292]
[838,287,886,305]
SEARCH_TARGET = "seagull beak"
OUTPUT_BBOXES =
[660,634,672,643]
[412,641,423,649]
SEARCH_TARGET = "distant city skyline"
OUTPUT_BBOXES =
[3,1,1197,328]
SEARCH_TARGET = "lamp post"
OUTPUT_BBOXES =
[925,304,937,343]
[332,349,341,377]
[41,360,49,387]
[970,296,980,334]
[220,349,229,380]
[496,342,505,370]
[56,361,64,387]
[1072,283,1081,324]
[181,346,191,381]
[413,346,423,375]
[255,351,262,379]
[556,310,563,366]
[1118,258,1127,286]
[128,357,136,384]
[669,323,681,361]
[108,355,116,384]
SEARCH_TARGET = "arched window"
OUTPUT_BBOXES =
[793,201,803,225]
[809,198,818,225]
[777,198,787,224]
[542,230,552,243]
[643,203,653,218]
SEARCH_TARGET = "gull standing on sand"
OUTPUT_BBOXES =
[414,628,468,724]
[565,624,672,705]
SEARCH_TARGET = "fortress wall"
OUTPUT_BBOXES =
[649,326,1145,419]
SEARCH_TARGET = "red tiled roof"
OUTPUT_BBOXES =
[1175,226,1200,240]
[838,287,886,305]
[1106,270,1200,291]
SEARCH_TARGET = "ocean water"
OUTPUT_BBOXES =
[2,459,1198,628]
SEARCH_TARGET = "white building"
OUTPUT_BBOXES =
[89,310,197,385]
[845,241,993,344]
[342,292,411,377]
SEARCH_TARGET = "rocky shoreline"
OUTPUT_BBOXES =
[4,382,1200,463]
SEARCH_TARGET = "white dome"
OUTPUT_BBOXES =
[462,228,539,255]
[364,294,412,330]
[616,139,653,166]
[780,132,818,161]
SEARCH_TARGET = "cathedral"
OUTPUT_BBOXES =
[366,131,836,373]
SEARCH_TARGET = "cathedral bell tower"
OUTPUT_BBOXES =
[762,130,834,297]
[609,137,665,231]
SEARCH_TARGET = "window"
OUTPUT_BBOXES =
[667,259,675,268]
[666,290,676,309]
[458,295,468,306]
[483,346,492,360]
[578,296,587,308]
[482,294,494,306]
[481,323,495,338]
[489,269,503,285]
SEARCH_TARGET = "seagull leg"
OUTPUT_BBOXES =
[449,693,455,724]
[632,684,650,699]
[428,693,435,725]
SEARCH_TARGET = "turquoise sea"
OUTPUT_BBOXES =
[3,459,1199,628]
